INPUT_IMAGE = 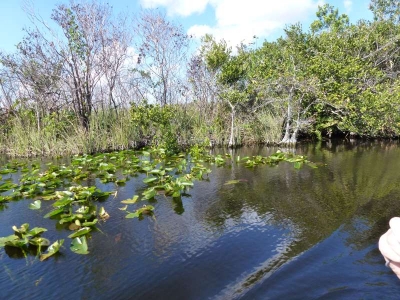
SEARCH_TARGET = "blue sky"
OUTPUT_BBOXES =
[0,0,373,53]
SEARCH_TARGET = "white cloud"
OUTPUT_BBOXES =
[140,0,321,47]
[190,0,320,46]
[344,0,352,13]
[139,0,209,17]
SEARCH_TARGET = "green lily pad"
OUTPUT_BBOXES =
[115,178,128,185]
[0,181,18,192]
[0,168,17,175]
[29,200,41,210]
[29,237,50,247]
[28,227,47,237]
[40,239,64,261]
[99,207,110,220]
[294,161,303,169]
[121,195,139,204]
[53,198,73,208]
[142,188,157,200]
[70,236,89,255]
[69,223,81,231]
[68,227,91,238]
[44,208,65,218]
[82,219,98,227]
[5,238,28,248]
[0,235,19,248]
[13,223,30,235]
[143,177,158,184]
[126,205,155,219]
[119,205,128,211]
[126,211,140,219]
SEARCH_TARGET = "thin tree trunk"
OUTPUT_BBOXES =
[228,101,235,148]
[280,99,292,144]
[289,125,299,144]
[289,109,301,144]
[36,102,41,132]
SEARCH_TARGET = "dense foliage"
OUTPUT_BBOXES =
[1,0,400,156]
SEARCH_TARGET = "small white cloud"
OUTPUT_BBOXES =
[188,25,213,39]
[344,0,352,13]
[139,0,209,17]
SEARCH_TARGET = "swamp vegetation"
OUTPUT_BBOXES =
[1,141,400,299]
[0,147,314,259]
[1,1,400,156]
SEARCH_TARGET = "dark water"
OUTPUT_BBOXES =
[1,140,400,299]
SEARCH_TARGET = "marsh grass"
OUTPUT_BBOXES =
[0,106,283,157]
[1,110,136,157]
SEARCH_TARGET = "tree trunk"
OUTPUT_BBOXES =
[228,101,235,148]
[36,102,41,132]
[280,99,292,144]
[289,126,299,144]
[289,110,301,144]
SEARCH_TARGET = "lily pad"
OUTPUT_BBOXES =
[142,188,157,200]
[13,223,30,235]
[44,208,65,218]
[143,177,158,184]
[82,219,98,227]
[68,227,91,239]
[68,223,81,231]
[0,196,8,204]
[118,205,128,211]
[126,205,155,219]
[29,237,50,247]
[294,162,303,169]
[121,195,139,204]
[125,211,140,219]
[5,238,28,248]
[29,200,41,210]
[70,236,89,255]
[99,207,109,220]
[0,181,18,192]
[53,198,73,208]
[0,235,19,248]
[28,227,47,237]
[40,240,64,261]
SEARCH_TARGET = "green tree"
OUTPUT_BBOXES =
[311,4,350,34]
[249,25,319,144]
[200,35,248,147]
[370,0,400,23]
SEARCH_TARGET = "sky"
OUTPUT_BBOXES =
[0,0,374,53]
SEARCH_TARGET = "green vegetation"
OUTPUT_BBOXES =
[0,147,314,260]
[0,223,63,261]
[1,1,400,156]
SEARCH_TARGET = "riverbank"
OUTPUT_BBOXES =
[0,106,283,157]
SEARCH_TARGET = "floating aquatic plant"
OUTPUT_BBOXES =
[0,223,62,260]
[0,147,318,259]
[70,236,89,255]
[40,240,64,261]
[125,205,155,219]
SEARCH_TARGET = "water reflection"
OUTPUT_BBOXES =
[1,141,400,299]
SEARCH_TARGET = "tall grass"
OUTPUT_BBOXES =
[0,110,136,157]
[0,105,284,157]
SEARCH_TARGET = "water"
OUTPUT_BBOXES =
[1,140,400,299]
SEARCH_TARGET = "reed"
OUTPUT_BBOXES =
[0,106,284,157]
